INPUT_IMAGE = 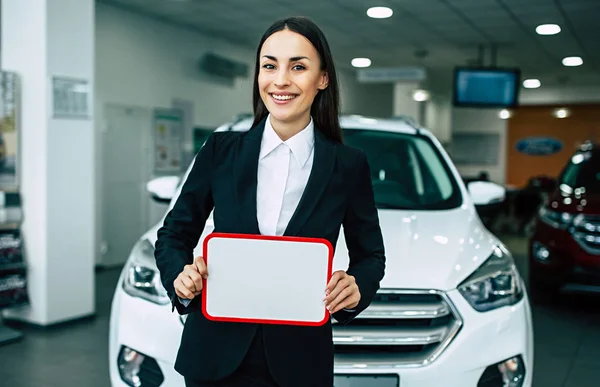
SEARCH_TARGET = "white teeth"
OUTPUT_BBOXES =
[272,94,296,101]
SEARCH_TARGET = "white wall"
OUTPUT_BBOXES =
[452,108,507,184]
[95,4,255,130]
[94,4,394,265]
[338,72,393,117]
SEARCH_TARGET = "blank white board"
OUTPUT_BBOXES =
[201,233,333,326]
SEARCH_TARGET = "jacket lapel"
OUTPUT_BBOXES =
[284,127,336,236]
[233,119,265,235]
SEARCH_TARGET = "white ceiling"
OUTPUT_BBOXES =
[98,0,600,87]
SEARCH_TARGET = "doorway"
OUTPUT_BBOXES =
[101,104,152,267]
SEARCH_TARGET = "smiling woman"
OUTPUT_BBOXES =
[155,15,385,387]
[252,17,342,143]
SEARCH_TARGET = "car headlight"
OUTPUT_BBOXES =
[122,238,170,305]
[538,206,573,229]
[458,246,524,312]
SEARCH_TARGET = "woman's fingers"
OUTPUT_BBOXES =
[324,270,348,303]
[325,270,344,295]
[173,260,208,300]
[174,276,195,299]
[184,264,204,293]
[194,256,208,279]
[328,284,360,313]
[324,271,360,312]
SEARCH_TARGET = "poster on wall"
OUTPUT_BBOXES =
[0,72,20,190]
[52,76,91,119]
[153,108,184,174]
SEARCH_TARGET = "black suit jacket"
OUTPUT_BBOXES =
[154,118,386,387]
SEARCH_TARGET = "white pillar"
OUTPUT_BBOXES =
[393,82,421,121]
[1,0,95,325]
[425,93,453,144]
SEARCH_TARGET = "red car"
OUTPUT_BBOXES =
[529,142,600,300]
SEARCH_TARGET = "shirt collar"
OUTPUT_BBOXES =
[259,114,315,168]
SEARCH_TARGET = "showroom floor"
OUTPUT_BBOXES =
[0,235,599,387]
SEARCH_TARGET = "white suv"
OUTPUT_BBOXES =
[109,114,534,387]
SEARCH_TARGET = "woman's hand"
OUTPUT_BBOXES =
[324,270,361,314]
[174,256,208,300]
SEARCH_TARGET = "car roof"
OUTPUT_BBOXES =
[218,114,424,136]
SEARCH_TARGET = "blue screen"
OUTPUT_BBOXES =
[454,68,519,107]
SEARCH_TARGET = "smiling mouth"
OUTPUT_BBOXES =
[270,93,298,101]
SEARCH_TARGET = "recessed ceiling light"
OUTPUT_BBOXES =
[523,79,541,89]
[536,24,561,35]
[367,7,393,19]
[554,108,570,118]
[499,109,511,120]
[412,89,430,102]
[562,56,583,66]
[352,58,372,68]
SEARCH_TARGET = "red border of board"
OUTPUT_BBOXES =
[201,232,334,326]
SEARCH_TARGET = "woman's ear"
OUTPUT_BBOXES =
[318,72,329,90]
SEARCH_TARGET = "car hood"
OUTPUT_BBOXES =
[141,206,499,291]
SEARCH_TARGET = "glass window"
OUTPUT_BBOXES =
[560,151,600,192]
[343,129,462,210]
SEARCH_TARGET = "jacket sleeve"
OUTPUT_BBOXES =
[154,133,217,315]
[333,151,386,324]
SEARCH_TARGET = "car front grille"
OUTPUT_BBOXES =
[572,215,600,254]
[333,289,462,369]
[138,356,165,387]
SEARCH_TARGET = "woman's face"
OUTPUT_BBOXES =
[258,29,328,127]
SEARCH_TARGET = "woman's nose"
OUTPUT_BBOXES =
[274,68,291,87]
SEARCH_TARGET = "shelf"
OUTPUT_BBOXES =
[0,223,20,231]
[0,262,25,272]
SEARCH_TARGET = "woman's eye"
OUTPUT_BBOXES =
[262,64,275,70]
[293,64,306,71]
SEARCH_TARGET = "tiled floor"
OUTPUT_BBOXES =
[0,267,118,387]
[0,235,599,387]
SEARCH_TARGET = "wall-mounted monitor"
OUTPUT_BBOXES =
[452,67,521,108]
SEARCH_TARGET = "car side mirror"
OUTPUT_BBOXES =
[146,176,180,204]
[468,181,506,207]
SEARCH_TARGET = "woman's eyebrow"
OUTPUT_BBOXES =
[262,55,311,62]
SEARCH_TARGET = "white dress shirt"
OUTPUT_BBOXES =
[256,115,314,236]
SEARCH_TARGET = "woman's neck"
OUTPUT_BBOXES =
[270,114,311,142]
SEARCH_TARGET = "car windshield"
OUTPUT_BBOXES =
[559,150,600,192]
[343,129,462,210]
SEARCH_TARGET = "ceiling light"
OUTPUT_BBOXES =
[523,79,541,89]
[499,109,511,120]
[562,56,583,67]
[536,24,561,35]
[351,58,371,68]
[412,89,430,102]
[554,108,570,118]
[367,7,393,19]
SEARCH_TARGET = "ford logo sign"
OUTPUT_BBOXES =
[516,137,563,156]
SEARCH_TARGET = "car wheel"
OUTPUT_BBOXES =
[528,271,561,305]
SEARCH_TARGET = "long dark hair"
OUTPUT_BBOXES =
[252,17,343,144]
